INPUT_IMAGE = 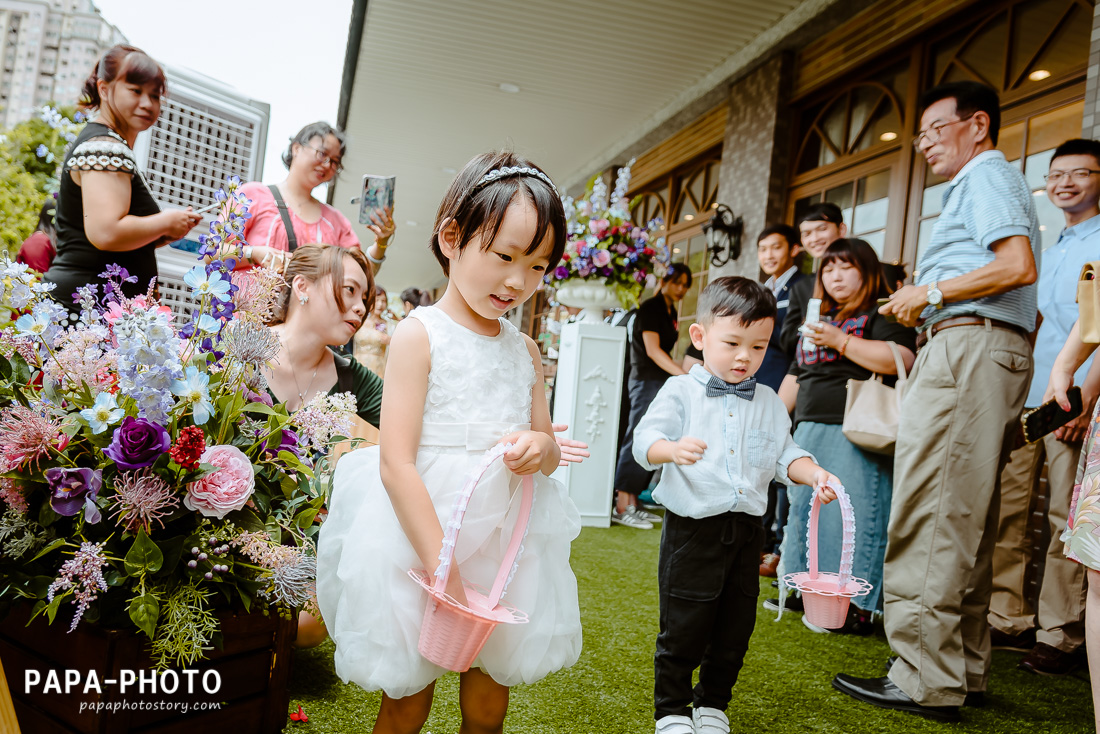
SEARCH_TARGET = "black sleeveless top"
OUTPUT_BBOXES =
[46,122,161,308]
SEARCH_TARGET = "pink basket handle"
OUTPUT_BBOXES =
[806,480,855,586]
[433,446,534,608]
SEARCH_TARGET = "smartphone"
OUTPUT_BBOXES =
[876,297,898,323]
[1021,386,1084,443]
[357,174,395,225]
[801,298,822,347]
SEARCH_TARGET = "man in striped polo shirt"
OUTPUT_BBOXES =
[833,81,1040,722]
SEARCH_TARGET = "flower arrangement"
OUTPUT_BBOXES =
[0,177,354,668]
[543,159,668,310]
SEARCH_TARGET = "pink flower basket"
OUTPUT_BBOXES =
[782,482,872,629]
[408,446,532,672]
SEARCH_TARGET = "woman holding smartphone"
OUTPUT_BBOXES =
[46,45,201,309]
[236,121,394,273]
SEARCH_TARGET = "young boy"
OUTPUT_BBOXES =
[633,276,840,734]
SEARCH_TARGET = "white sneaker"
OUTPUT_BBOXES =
[612,508,653,529]
[633,506,663,523]
[693,707,730,734]
[655,714,695,734]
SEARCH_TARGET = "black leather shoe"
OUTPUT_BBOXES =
[763,594,803,613]
[832,674,961,722]
[882,658,985,707]
[1018,642,1083,676]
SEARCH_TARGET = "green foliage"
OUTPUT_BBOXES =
[149,581,218,669]
[0,148,42,256]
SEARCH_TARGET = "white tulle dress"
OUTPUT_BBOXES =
[316,306,583,699]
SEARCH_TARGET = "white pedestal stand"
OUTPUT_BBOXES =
[550,282,626,528]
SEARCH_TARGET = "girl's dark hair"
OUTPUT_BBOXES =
[697,276,776,326]
[430,151,566,276]
[283,122,346,170]
[813,238,886,320]
[662,262,693,288]
[80,45,166,110]
[36,198,57,242]
[269,244,374,327]
[400,287,423,307]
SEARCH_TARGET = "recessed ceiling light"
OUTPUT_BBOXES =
[1028,69,1051,81]
[498,82,521,94]
[1033,189,1044,196]
[441,167,457,175]
[673,248,681,253]
[684,214,694,221]
[711,203,718,209]
[405,220,418,227]
[880,131,898,142]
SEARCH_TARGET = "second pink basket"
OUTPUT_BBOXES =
[782,482,872,629]
[408,445,532,672]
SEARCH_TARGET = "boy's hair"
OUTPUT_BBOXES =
[880,260,908,292]
[757,223,800,247]
[813,238,886,320]
[797,202,844,227]
[697,276,777,326]
[430,151,566,276]
[919,80,1001,146]
[1051,138,1100,168]
[662,262,693,288]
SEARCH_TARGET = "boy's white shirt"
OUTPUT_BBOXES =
[633,364,813,519]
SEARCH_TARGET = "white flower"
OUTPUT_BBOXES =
[79,392,123,434]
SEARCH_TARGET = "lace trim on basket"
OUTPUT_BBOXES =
[435,443,512,580]
[67,140,137,173]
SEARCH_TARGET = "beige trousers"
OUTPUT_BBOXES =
[884,324,1032,707]
[988,434,1086,651]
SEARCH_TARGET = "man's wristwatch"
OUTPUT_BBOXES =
[927,281,944,309]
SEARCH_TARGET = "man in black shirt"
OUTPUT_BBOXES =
[613,263,692,529]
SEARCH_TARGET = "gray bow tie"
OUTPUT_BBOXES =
[706,375,756,401]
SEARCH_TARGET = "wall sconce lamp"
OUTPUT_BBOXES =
[702,204,743,268]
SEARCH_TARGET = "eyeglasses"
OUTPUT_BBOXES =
[303,143,343,172]
[911,113,975,151]
[1044,168,1100,183]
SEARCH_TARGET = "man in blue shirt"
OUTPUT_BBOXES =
[834,81,1039,722]
[988,138,1100,676]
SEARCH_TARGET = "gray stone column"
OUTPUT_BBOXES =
[710,53,794,280]
[1085,1,1100,139]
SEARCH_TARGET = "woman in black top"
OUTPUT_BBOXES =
[778,239,916,632]
[46,45,200,309]
[612,263,693,529]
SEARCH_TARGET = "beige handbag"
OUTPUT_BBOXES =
[1077,261,1100,344]
[842,341,908,455]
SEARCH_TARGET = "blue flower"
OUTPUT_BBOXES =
[73,111,85,123]
[14,308,52,338]
[183,266,231,301]
[80,392,123,434]
[171,366,214,425]
[35,144,48,158]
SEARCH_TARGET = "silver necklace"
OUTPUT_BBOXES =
[286,341,321,408]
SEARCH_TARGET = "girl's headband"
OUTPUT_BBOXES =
[473,166,558,195]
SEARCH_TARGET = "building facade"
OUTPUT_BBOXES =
[614,0,1096,351]
[0,0,124,129]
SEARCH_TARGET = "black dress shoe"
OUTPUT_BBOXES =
[1018,642,1083,676]
[832,674,961,722]
[763,593,803,613]
[882,658,985,707]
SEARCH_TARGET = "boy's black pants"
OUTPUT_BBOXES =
[654,509,763,719]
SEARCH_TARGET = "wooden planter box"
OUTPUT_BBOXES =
[0,604,297,733]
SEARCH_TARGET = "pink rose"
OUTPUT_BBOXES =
[184,445,255,519]
[592,249,612,267]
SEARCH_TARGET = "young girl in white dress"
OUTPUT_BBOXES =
[316,151,581,734]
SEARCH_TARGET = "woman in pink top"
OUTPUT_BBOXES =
[237,121,394,273]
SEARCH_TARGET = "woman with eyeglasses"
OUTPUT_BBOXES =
[236,121,395,273]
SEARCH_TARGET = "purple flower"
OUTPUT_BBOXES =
[600,266,613,277]
[554,266,569,279]
[104,417,170,471]
[614,243,629,254]
[265,427,301,459]
[46,467,102,522]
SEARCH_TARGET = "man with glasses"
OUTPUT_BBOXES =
[988,138,1100,677]
[833,81,1040,722]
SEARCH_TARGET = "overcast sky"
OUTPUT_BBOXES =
[93,0,352,187]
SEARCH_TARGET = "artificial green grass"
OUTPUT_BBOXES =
[288,526,1092,732]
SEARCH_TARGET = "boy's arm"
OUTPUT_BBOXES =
[772,409,839,503]
[631,382,688,470]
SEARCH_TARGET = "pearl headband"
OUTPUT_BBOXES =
[473,165,558,195]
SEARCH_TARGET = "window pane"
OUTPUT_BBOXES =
[824,183,854,228]
[851,88,902,154]
[997,120,1026,164]
[793,193,822,224]
[859,229,886,256]
[1026,100,1084,158]
[687,234,707,275]
[674,320,694,361]
[680,271,707,321]
[853,170,890,233]
[921,178,950,217]
[915,217,939,269]
[1013,0,1092,86]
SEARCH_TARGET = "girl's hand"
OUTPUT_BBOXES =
[670,437,707,465]
[552,423,590,466]
[368,206,396,245]
[807,321,846,351]
[812,470,841,504]
[441,562,469,608]
[500,430,557,475]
